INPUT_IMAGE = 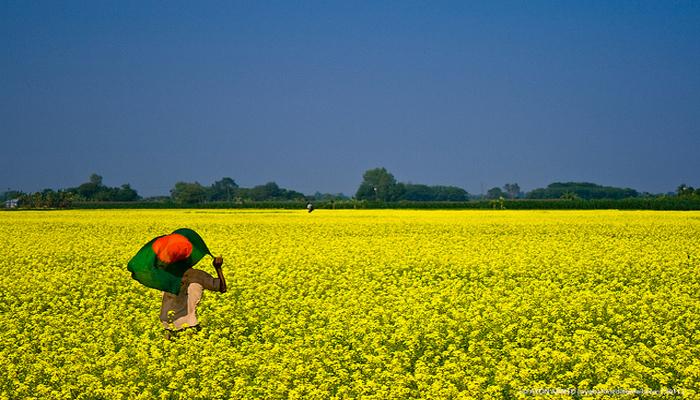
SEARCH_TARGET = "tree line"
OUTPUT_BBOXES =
[3,169,699,208]
[355,168,469,201]
[4,174,139,208]
[2,174,336,207]
[170,179,310,204]
[353,167,700,202]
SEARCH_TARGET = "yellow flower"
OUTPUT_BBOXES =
[0,209,698,398]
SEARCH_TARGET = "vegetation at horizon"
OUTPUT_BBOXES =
[3,168,699,209]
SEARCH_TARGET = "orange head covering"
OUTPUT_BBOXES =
[152,233,193,264]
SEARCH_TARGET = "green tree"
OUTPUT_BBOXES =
[17,189,73,208]
[432,185,469,201]
[401,184,434,201]
[504,183,521,199]
[249,182,282,201]
[89,174,103,186]
[487,187,506,199]
[246,182,304,201]
[113,184,140,201]
[312,192,349,201]
[76,174,104,199]
[72,174,140,202]
[355,167,399,201]
[677,184,696,197]
[400,184,469,201]
[527,182,638,200]
[1,190,23,202]
[209,177,239,201]
[171,182,207,204]
[561,191,579,200]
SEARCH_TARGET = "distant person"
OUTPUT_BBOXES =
[307,202,315,213]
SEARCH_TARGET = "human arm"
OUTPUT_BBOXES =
[213,256,227,293]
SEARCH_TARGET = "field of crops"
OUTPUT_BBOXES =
[1,209,698,399]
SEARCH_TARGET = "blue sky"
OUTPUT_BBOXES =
[2,1,699,196]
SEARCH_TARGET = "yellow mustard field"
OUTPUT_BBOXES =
[1,209,699,399]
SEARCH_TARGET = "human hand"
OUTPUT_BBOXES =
[213,256,224,269]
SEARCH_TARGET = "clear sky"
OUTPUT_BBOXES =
[2,1,699,197]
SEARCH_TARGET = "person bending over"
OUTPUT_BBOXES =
[160,256,226,338]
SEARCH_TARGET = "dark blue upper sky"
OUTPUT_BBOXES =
[2,1,699,196]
